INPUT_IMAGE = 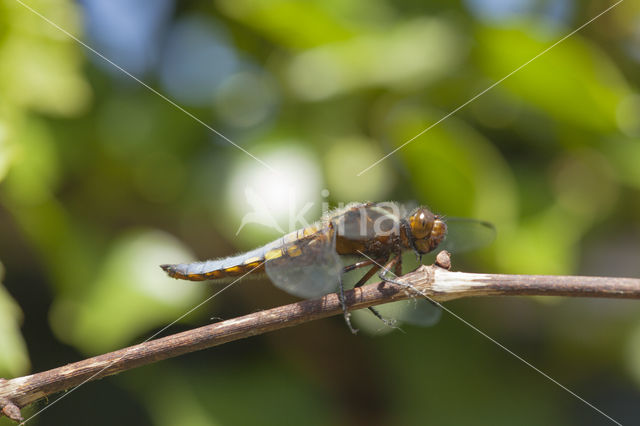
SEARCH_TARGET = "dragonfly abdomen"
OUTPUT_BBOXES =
[161,246,269,281]
[161,225,323,281]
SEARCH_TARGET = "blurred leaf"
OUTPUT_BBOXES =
[0,263,30,377]
[0,104,18,184]
[605,137,640,189]
[286,18,464,100]
[475,25,629,133]
[3,197,98,297]
[133,371,217,426]
[0,0,90,116]
[498,148,617,275]
[213,70,279,128]
[126,360,339,426]
[386,104,517,224]
[216,0,354,48]
[378,320,566,425]
[3,117,59,205]
[49,230,205,354]
[549,148,617,220]
[496,205,588,274]
[324,136,394,201]
[626,321,640,388]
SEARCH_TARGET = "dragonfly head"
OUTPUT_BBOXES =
[407,208,447,254]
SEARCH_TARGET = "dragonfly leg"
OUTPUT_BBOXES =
[337,274,358,334]
[338,260,377,334]
[345,258,404,329]
[340,258,387,333]
[352,262,399,328]
[379,254,401,278]
[394,252,403,276]
[367,305,402,330]
[364,254,405,329]
[340,256,413,331]
[378,254,438,308]
[343,259,375,274]
[353,263,383,288]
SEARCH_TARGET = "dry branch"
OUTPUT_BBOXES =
[2,254,640,422]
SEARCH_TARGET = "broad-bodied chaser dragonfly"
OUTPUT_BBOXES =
[161,201,494,332]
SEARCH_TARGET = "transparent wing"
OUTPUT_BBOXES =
[438,218,496,254]
[372,251,442,327]
[345,251,442,329]
[377,299,442,327]
[332,202,407,240]
[378,218,494,328]
[265,229,342,299]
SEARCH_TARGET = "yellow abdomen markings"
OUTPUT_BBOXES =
[283,232,298,244]
[242,256,263,268]
[185,273,207,281]
[223,265,242,275]
[265,249,284,261]
[205,270,224,279]
[302,224,319,237]
[287,244,302,257]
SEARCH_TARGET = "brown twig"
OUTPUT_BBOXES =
[2,253,640,422]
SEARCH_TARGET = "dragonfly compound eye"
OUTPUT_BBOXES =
[409,208,435,239]
[431,218,447,246]
[412,215,446,254]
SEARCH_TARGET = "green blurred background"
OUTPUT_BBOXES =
[1,0,640,424]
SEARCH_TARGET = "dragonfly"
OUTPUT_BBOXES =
[161,201,494,333]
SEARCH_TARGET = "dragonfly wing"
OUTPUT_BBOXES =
[378,298,442,327]
[438,218,496,254]
[265,228,342,299]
